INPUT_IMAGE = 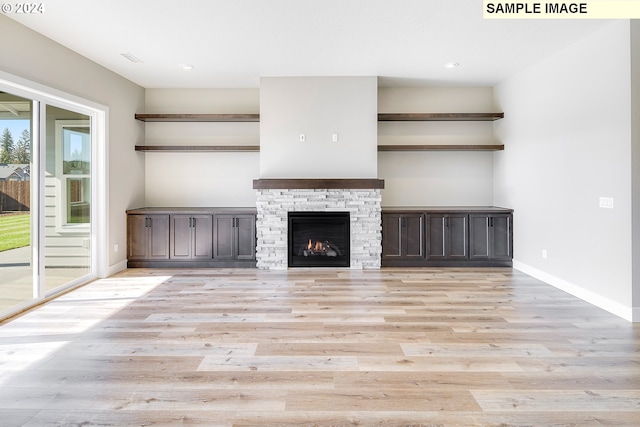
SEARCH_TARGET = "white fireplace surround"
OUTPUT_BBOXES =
[255,187,382,270]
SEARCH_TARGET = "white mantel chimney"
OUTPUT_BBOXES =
[259,76,378,179]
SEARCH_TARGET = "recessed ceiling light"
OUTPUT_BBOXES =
[179,64,194,70]
[443,62,460,69]
[121,52,143,63]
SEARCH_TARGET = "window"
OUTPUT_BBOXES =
[56,120,91,229]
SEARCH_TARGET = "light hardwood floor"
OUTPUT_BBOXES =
[0,267,638,426]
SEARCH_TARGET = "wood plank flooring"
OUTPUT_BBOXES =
[0,267,638,426]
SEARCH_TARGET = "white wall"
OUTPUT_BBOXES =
[378,87,496,206]
[143,89,260,207]
[143,85,499,208]
[260,76,378,179]
[0,14,145,275]
[494,21,634,319]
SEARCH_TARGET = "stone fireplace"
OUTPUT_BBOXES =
[255,77,381,270]
[253,179,383,270]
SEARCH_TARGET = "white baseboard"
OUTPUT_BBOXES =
[513,260,636,322]
[105,260,128,278]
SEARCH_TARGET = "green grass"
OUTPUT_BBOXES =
[0,213,30,252]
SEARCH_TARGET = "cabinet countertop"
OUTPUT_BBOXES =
[127,207,257,215]
[382,206,513,213]
[128,206,512,214]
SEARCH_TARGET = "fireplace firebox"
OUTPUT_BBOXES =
[288,212,350,267]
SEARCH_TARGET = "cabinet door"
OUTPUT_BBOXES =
[191,215,213,260]
[170,215,192,259]
[469,213,512,261]
[213,215,235,260]
[447,215,468,259]
[404,215,424,258]
[382,214,402,258]
[427,214,467,260]
[382,213,424,259]
[171,215,213,260]
[469,214,490,259]
[426,215,446,259]
[235,215,256,260]
[148,215,170,260]
[490,214,512,261]
[127,215,149,260]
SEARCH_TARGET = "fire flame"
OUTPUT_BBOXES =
[307,239,327,252]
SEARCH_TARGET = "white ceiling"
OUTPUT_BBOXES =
[7,0,613,88]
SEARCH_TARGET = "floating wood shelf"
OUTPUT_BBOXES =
[253,179,385,190]
[378,144,504,151]
[135,112,503,122]
[135,145,260,152]
[378,113,504,121]
[135,145,504,152]
[134,113,260,122]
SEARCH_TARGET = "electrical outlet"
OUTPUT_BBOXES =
[542,249,547,259]
[114,243,119,252]
[599,197,614,209]
[332,133,339,142]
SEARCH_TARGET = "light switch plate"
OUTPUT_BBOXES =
[599,197,614,209]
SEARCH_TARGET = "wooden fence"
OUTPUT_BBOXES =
[0,181,30,212]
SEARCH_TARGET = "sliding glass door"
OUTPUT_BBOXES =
[44,106,92,292]
[0,80,104,319]
[0,92,33,314]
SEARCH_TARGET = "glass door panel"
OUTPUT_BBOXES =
[44,106,91,292]
[0,78,103,321]
[0,92,33,314]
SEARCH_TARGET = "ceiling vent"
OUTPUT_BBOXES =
[120,52,143,63]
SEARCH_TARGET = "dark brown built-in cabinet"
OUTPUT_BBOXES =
[381,213,426,263]
[469,213,513,262]
[213,214,256,261]
[170,214,213,260]
[127,207,511,268]
[127,208,256,268]
[127,214,170,261]
[382,207,513,267]
[426,213,468,261]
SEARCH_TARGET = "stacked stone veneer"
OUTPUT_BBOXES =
[256,189,382,270]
